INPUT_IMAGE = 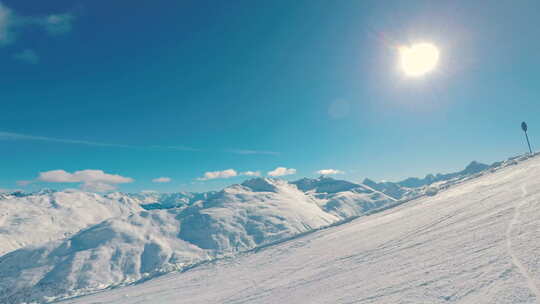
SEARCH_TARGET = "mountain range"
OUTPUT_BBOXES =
[0,156,526,303]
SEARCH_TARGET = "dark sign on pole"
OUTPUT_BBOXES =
[521,122,528,132]
[521,121,532,154]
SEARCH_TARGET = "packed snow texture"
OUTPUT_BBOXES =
[60,154,540,304]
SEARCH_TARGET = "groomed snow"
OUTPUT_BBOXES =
[61,156,540,304]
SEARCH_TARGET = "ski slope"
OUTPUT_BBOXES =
[62,156,540,304]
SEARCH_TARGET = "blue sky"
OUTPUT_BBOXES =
[1,0,539,193]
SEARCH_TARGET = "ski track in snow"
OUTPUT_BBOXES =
[505,184,540,302]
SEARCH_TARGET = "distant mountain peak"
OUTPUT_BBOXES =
[463,161,489,174]
[241,177,282,192]
[292,176,360,193]
[363,159,492,200]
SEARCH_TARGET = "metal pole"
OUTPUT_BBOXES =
[525,131,533,154]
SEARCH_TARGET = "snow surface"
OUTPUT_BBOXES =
[58,155,540,304]
[0,178,395,303]
[0,190,142,256]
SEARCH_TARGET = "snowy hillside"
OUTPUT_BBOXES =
[60,154,540,304]
[129,191,216,210]
[0,190,142,256]
[291,176,395,218]
[0,178,395,303]
[364,160,497,200]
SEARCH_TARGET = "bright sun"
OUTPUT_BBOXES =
[399,43,440,77]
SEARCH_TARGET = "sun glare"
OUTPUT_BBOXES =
[399,43,440,77]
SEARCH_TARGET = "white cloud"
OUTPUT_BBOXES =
[197,169,237,181]
[241,171,261,177]
[0,2,14,45]
[152,177,171,183]
[38,170,73,183]
[38,169,133,184]
[0,3,74,47]
[72,170,132,184]
[36,169,133,192]
[267,167,296,177]
[317,169,344,175]
[43,13,74,35]
[13,49,39,64]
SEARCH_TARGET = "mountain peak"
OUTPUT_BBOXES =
[462,161,489,174]
[292,176,359,193]
[241,177,282,192]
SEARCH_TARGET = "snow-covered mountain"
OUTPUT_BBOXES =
[0,177,395,303]
[0,210,209,303]
[0,156,523,303]
[291,176,395,218]
[364,160,494,200]
[178,178,339,253]
[129,191,216,210]
[63,153,540,304]
[0,190,142,256]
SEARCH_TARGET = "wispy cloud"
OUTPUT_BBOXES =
[1,131,279,156]
[151,145,201,152]
[32,169,134,192]
[0,2,75,46]
[0,131,135,148]
[316,169,344,175]
[268,167,297,177]
[0,131,194,150]
[152,177,171,183]
[0,3,13,45]
[13,49,39,64]
[42,13,74,35]
[226,149,280,156]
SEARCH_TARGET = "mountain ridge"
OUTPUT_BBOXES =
[0,155,531,303]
